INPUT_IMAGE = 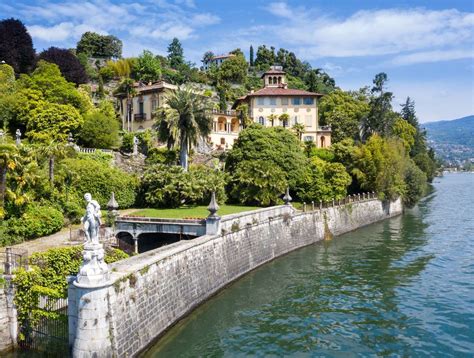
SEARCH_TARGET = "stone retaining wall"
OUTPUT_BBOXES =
[68,198,402,357]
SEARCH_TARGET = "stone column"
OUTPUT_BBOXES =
[70,194,113,357]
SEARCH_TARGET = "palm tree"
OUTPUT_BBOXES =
[236,103,252,129]
[267,114,278,127]
[292,123,305,141]
[0,140,18,213]
[279,113,290,128]
[40,140,68,185]
[154,88,212,171]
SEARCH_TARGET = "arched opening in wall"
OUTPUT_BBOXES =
[116,232,134,254]
[320,136,326,148]
[273,76,277,84]
[259,116,265,125]
[231,118,240,132]
[278,76,282,84]
[217,117,226,132]
[138,233,193,253]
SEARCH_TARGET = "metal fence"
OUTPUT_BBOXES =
[18,295,69,356]
[0,247,28,274]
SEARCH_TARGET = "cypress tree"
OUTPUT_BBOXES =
[249,45,254,67]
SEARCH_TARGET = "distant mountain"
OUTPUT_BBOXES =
[423,115,474,164]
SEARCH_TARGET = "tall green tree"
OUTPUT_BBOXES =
[218,54,248,84]
[0,140,18,216]
[135,50,162,83]
[154,88,212,171]
[0,18,36,74]
[362,73,395,140]
[202,51,214,65]
[319,89,370,143]
[167,38,184,69]
[38,47,88,85]
[304,69,336,94]
[40,140,69,185]
[400,97,418,128]
[76,32,122,58]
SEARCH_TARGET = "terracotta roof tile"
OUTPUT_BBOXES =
[249,87,324,97]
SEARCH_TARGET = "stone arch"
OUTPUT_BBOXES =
[259,116,265,125]
[320,136,326,148]
[278,76,282,84]
[217,117,226,131]
[231,117,240,132]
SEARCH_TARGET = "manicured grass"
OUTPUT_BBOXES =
[128,205,262,219]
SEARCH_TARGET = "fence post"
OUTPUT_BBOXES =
[303,202,306,212]
[5,247,12,275]
[319,201,322,210]
[311,201,315,211]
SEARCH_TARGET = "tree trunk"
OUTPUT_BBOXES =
[179,137,188,172]
[0,166,6,208]
[49,156,55,184]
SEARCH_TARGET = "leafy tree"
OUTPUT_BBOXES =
[0,63,18,129]
[39,140,69,185]
[154,88,212,170]
[38,47,88,85]
[26,101,83,142]
[254,45,274,70]
[267,114,278,127]
[0,18,35,73]
[230,160,287,206]
[297,157,351,203]
[236,103,252,128]
[226,124,307,190]
[400,97,418,128]
[249,45,254,67]
[135,50,162,83]
[352,135,406,200]
[391,118,416,152]
[319,89,370,143]
[79,111,119,149]
[304,69,336,94]
[404,160,427,207]
[76,32,122,58]
[202,51,214,65]
[218,54,248,84]
[0,139,18,217]
[413,152,437,182]
[167,38,184,69]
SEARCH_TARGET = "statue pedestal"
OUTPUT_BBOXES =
[74,242,110,288]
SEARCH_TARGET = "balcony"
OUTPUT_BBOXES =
[134,113,147,121]
[317,125,332,131]
[212,109,237,116]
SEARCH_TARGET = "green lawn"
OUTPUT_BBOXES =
[128,205,262,219]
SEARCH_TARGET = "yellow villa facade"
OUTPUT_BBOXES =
[116,67,331,150]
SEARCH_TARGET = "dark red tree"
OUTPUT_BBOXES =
[0,18,36,73]
[38,47,89,85]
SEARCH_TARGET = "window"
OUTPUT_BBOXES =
[269,98,277,105]
[303,97,314,105]
[259,116,265,125]
[151,99,158,111]
[220,138,226,145]
[257,97,265,105]
[304,136,314,142]
[292,97,301,105]
[305,115,312,127]
[139,101,144,114]
[281,97,288,105]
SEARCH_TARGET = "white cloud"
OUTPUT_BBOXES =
[391,49,474,65]
[28,22,75,42]
[264,4,474,63]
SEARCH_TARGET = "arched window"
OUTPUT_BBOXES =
[268,77,273,85]
[278,76,282,84]
[320,136,326,148]
[259,116,265,125]
[273,76,277,84]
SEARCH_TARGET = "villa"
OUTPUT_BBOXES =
[116,66,331,149]
[202,53,236,71]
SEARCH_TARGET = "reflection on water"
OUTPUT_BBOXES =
[144,173,474,357]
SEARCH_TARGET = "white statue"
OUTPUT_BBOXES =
[132,136,139,155]
[82,193,102,244]
[15,129,21,146]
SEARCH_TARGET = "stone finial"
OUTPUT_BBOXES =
[283,187,292,205]
[67,132,74,145]
[207,191,219,217]
[133,136,139,156]
[15,129,21,146]
[107,192,119,211]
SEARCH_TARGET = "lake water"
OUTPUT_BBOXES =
[144,173,474,357]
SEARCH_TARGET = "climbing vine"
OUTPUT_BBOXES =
[13,245,128,339]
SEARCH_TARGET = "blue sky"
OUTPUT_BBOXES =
[1,0,473,123]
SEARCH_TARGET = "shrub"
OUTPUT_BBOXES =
[120,130,154,155]
[145,147,178,166]
[403,160,427,207]
[140,164,228,208]
[79,111,120,149]
[8,204,64,240]
[229,160,287,206]
[60,158,138,208]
